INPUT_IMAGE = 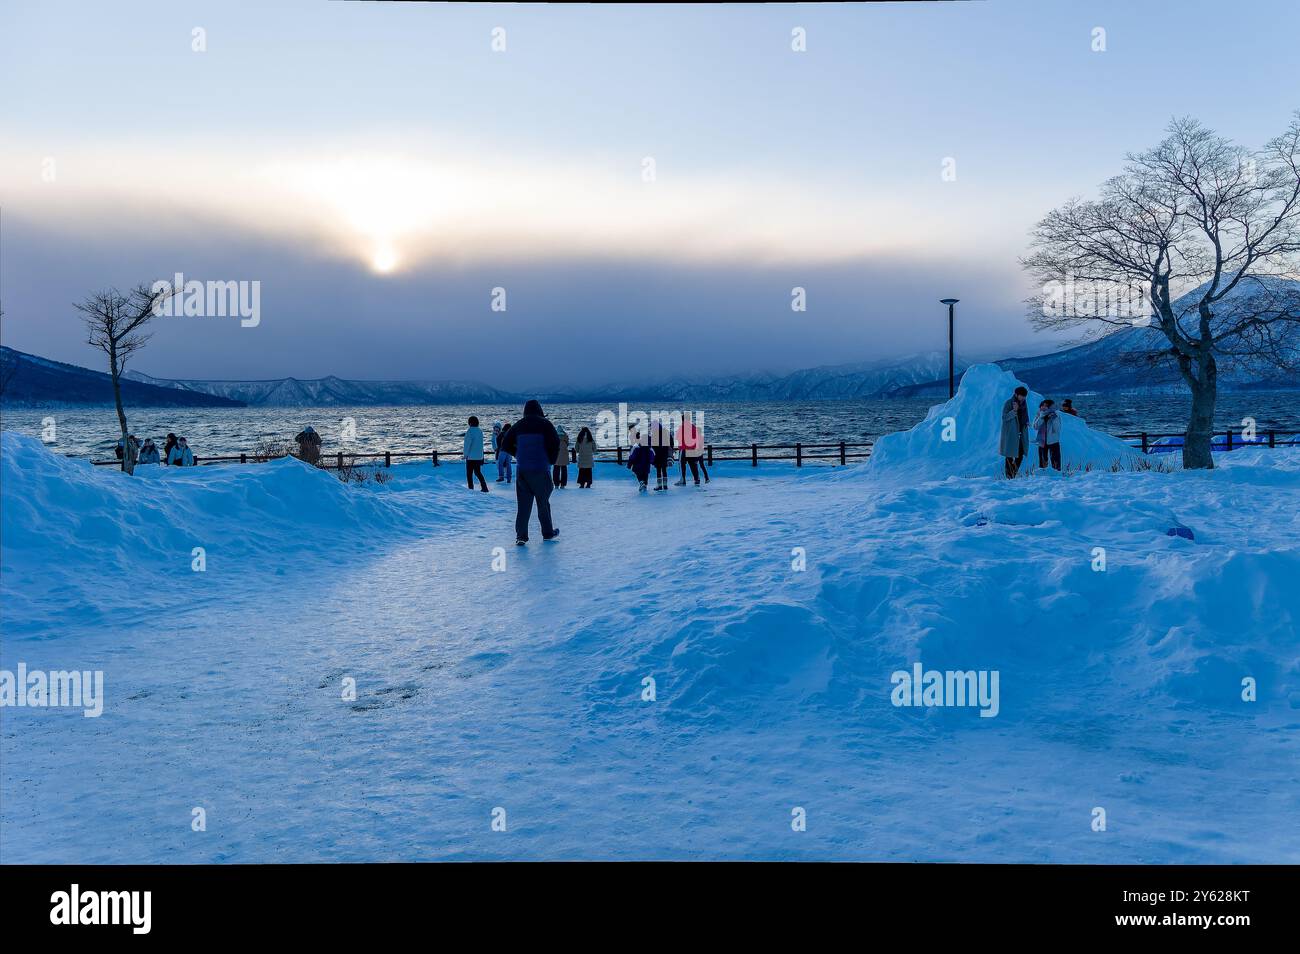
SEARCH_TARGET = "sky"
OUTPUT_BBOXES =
[1,0,1297,388]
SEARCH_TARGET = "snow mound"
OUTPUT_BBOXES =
[0,432,449,634]
[866,363,1143,481]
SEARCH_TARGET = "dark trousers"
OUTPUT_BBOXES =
[466,459,488,490]
[1004,454,1024,478]
[1038,443,1061,470]
[552,464,568,487]
[577,466,593,487]
[515,469,555,541]
[682,457,704,483]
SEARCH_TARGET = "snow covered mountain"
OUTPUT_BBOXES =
[0,346,244,408]
[122,371,517,407]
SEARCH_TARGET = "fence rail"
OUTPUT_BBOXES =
[90,429,1300,469]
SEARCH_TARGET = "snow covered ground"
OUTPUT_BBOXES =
[3,367,1298,863]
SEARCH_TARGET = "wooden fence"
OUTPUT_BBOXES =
[90,430,1298,469]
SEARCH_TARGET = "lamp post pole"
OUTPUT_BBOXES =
[940,298,959,398]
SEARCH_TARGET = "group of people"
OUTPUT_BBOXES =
[461,401,710,544]
[1000,389,1079,477]
[115,432,195,467]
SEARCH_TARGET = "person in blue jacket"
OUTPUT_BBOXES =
[497,399,561,544]
[627,441,656,493]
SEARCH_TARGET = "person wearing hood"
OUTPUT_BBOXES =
[168,436,195,466]
[295,425,322,465]
[574,427,597,488]
[1033,399,1063,471]
[138,438,161,464]
[552,425,570,489]
[493,420,513,484]
[1000,386,1029,478]
[498,399,560,544]
[463,416,489,492]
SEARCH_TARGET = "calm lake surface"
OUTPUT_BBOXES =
[3,392,1298,461]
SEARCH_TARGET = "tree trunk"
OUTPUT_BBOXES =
[1183,357,1217,470]
[110,358,133,475]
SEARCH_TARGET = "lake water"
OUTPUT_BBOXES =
[2,392,1297,461]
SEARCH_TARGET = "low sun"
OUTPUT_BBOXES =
[370,246,399,274]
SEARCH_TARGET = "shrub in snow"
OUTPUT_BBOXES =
[866,363,1144,482]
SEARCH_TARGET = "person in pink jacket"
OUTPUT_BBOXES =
[675,412,709,486]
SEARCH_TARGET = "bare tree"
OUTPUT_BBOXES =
[75,283,177,474]
[1023,114,1300,469]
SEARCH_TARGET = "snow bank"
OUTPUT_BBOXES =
[866,363,1143,481]
[0,432,454,635]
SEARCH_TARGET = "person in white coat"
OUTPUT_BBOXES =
[1033,399,1062,471]
[464,416,488,492]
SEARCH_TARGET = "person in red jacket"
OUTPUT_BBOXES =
[674,412,709,486]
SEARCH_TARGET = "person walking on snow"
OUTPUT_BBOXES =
[552,425,570,489]
[574,427,596,488]
[650,415,674,491]
[1000,386,1029,478]
[1033,399,1063,471]
[495,422,514,484]
[627,441,656,493]
[295,425,322,464]
[675,412,709,486]
[498,399,560,544]
[463,416,489,492]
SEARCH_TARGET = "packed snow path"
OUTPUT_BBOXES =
[3,431,1298,862]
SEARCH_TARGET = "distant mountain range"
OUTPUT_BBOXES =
[121,370,516,407]
[3,279,1296,408]
[0,347,245,408]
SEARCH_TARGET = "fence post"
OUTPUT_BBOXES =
[240,453,246,464]
[1269,430,1276,448]
[384,451,391,467]
[751,443,758,467]
[336,452,343,469]
[1140,432,1148,454]
[796,443,802,467]
[839,441,846,466]
[1224,429,1231,452]
[432,450,439,467]
[571,446,576,463]
[617,446,623,465]
[707,444,713,464]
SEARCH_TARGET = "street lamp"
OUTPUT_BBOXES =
[940,298,959,398]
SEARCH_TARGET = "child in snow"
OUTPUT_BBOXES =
[1033,399,1062,470]
[627,442,656,493]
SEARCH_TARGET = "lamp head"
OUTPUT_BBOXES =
[940,298,959,305]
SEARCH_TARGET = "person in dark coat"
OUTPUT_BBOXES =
[162,433,178,465]
[574,427,596,488]
[627,441,656,493]
[498,399,561,544]
[649,415,674,491]
[295,425,322,465]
